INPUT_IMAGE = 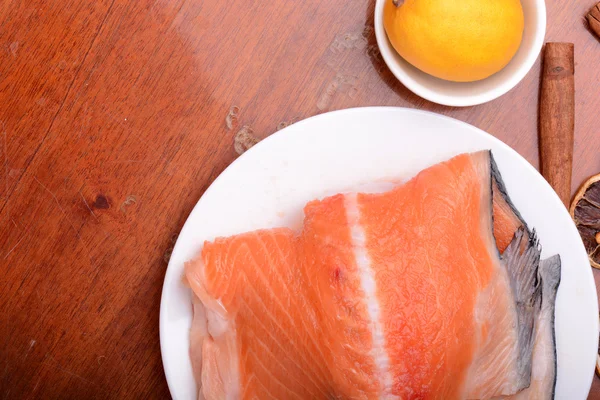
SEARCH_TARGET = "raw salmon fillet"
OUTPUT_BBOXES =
[184,150,558,400]
[185,228,333,399]
[356,152,540,399]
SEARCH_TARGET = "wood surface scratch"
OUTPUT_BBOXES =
[79,191,98,220]
[33,177,78,234]
[46,353,96,386]
[22,340,36,361]
[2,121,9,221]
[31,377,41,393]
[33,176,96,269]
[4,231,28,260]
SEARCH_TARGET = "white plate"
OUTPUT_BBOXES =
[160,107,598,400]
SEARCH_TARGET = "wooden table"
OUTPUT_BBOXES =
[1,0,599,398]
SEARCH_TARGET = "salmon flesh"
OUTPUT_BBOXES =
[184,150,560,399]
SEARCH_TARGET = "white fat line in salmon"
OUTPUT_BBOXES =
[345,193,400,400]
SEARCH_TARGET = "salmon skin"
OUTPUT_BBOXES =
[496,227,540,393]
[490,156,530,253]
[184,150,559,400]
[504,255,561,400]
[491,156,561,400]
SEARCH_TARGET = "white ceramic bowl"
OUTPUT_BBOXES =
[374,0,546,107]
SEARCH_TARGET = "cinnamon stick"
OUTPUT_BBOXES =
[539,43,575,207]
[587,3,600,38]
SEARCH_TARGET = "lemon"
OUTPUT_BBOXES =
[383,0,524,82]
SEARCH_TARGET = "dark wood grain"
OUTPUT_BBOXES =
[1,0,600,398]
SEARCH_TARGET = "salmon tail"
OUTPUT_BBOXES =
[501,227,543,389]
